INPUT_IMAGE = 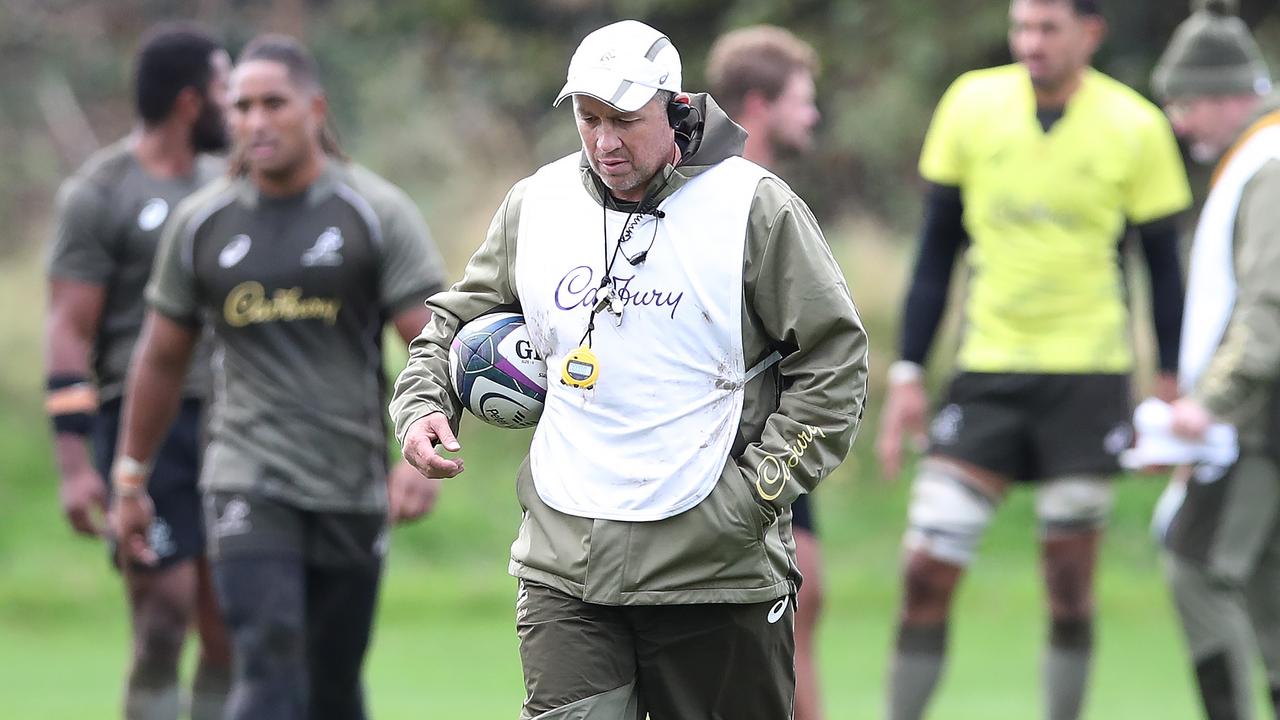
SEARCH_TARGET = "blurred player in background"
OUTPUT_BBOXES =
[707,24,828,720]
[44,22,232,720]
[110,34,446,720]
[877,1,1191,717]
[1151,2,1280,717]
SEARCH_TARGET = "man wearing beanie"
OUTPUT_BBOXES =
[1151,1,1280,718]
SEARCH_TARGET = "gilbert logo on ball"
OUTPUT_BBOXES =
[449,312,548,429]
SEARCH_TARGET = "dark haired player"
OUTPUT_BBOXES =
[877,1,1191,718]
[706,24,829,720]
[45,22,233,720]
[110,34,445,720]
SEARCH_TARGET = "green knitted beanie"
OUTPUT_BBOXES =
[1152,0,1271,100]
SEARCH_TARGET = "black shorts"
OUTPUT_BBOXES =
[204,491,387,570]
[927,372,1131,482]
[93,396,205,568]
[791,493,816,535]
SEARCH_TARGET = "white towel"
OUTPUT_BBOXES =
[1121,398,1238,470]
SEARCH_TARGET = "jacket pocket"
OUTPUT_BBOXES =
[723,455,777,541]
[620,456,773,594]
[510,455,592,586]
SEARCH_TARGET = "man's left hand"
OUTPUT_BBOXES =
[389,459,441,524]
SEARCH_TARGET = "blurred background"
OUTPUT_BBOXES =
[2,0,1279,717]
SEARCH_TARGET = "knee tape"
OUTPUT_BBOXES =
[1036,476,1113,535]
[903,465,996,566]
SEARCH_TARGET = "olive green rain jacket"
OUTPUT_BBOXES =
[1192,96,1280,453]
[391,94,869,605]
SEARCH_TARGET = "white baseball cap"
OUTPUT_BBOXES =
[553,20,682,112]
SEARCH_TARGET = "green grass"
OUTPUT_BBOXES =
[0,408,1238,718]
[0,238,1258,719]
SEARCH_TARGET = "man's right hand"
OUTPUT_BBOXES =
[877,378,929,481]
[59,464,107,537]
[111,491,158,566]
[402,412,465,479]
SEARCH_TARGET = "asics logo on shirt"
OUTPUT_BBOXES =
[301,226,345,267]
[137,198,169,232]
[219,234,252,268]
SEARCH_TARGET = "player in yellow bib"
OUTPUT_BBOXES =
[877,1,1192,718]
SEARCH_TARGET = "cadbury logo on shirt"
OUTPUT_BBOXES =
[223,281,341,327]
[554,265,683,319]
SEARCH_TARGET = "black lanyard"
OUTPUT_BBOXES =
[578,172,671,348]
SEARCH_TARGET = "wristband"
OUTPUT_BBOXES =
[114,482,148,499]
[51,412,93,436]
[888,360,924,386]
[46,376,98,436]
[111,455,151,492]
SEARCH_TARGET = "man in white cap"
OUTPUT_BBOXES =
[391,18,870,719]
[1152,2,1280,717]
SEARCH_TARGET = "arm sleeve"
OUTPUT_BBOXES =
[734,181,870,510]
[389,181,526,443]
[1135,214,1185,372]
[1125,112,1193,225]
[376,187,448,315]
[144,195,202,327]
[900,182,967,365]
[47,176,113,284]
[1194,162,1280,415]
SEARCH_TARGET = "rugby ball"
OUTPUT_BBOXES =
[449,312,548,429]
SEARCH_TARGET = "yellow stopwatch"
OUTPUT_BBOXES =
[561,346,601,389]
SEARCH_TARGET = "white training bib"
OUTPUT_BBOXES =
[515,154,769,521]
[1180,122,1280,393]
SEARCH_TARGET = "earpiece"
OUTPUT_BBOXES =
[667,93,703,163]
[667,93,693,129]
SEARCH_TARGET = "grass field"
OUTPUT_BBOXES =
[0,239,1259,718]
[0,412,1228,718]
